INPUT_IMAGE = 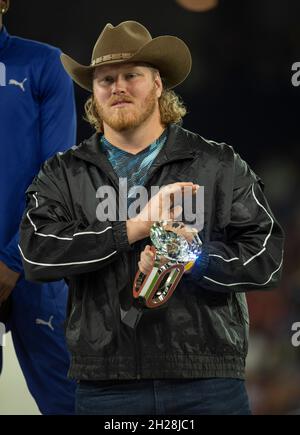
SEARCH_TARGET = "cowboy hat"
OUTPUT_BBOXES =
[61,20,192,92]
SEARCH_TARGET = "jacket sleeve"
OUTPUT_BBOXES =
[39,47,77,160]
[188,151,285,293]
[19,160,132,283]
[0,48,76,276]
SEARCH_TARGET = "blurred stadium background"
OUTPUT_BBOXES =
[1,0,300,415]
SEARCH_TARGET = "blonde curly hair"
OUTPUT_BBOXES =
[84,66,187,133]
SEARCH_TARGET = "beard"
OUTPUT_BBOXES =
[95,85,158,132]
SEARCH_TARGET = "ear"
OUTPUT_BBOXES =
[154,71,163,98]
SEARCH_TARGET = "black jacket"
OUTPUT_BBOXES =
[19,124,284,380]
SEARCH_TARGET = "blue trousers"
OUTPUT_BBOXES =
[76,378,251,415]
[1,277,76,415]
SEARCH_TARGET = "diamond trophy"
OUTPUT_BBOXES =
[121,221,202,328]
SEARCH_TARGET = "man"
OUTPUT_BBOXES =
[0,0,76,414]
[19,21,284,415]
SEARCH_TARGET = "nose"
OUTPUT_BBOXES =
[111,75,127,95]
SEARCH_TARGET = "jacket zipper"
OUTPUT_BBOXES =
[134,329,141,380]
[132,158,196,380]
[130,244,142,380]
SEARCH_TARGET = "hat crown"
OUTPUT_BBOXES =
[92,21,152,63]
[61,20,192,92]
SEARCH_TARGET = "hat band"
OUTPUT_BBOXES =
[91,52,133,66]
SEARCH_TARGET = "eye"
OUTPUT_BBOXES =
[126,73,138,79]
[98,76,114,85]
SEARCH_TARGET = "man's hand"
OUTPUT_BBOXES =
[138,245,193,275]
[138,245,167,275]
[126,182,199,244]
[138,245,155,275]
[0,261,20,303]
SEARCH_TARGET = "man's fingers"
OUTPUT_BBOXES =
[141,249,154,259]
[136,182,200,224]
[139,245,156,274]
[169,205,183,221]
[0,284,7,302]
[141,254,154,269]
[0,286,12,303]
[166,182,197,187]
[159,184,200,211]
[138,261,151,275]
[162,183,199,196]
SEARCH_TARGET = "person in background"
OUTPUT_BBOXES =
[0,0,76,414]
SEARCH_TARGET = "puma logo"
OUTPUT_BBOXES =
[36,315,54,331]
[9,78,27,92]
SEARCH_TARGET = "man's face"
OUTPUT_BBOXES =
[0,0,10,15]
[93,63,163,132]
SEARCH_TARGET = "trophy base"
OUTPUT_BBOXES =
[120,306,144,329]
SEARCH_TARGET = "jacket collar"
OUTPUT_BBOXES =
[73,123,197,169]
[72,124,200,191]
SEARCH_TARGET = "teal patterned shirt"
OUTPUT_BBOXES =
[100,130,167,204]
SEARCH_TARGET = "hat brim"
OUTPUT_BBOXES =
[61,35,192,92]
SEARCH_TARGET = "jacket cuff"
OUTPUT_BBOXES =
[188,248,210,282]
[111,221,133,253]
